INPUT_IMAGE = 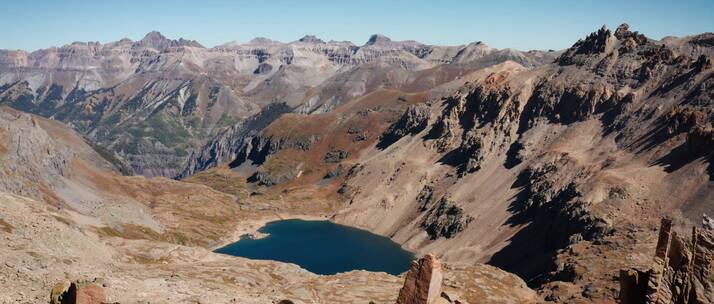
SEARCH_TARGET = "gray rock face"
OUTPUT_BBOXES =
[704,214,714,232]
[0,106,115,202]
[298,35,324,44]
[253,62,273,75]
[324,164,344,179]
[134,31,204,50]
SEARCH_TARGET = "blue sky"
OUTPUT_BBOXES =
[1,0,712,51]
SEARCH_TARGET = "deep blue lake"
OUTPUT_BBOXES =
[215,219,415,275]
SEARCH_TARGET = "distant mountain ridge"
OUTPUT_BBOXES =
[0,31,557,177]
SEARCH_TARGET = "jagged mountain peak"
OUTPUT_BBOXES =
[555,23,648,65]
[142,30,167,41]
[134,30,204,50]
[135,30,168,48]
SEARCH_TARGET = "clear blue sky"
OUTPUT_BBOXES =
[1,0,712,51]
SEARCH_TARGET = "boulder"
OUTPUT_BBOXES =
[50,280,107,304]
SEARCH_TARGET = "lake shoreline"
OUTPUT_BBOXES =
[214,218,416,275]
[210,213,332,251]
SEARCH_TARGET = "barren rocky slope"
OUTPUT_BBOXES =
[189,24,714,302]
[0,32,555,177]
[349,24,713,301]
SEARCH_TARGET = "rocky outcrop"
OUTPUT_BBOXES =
[428,71,520,173]
[324,149,349,163]
[557,26,614,65]
[397,254,444,304]
[420,197,474,240]
[619,217,714,304]
[232,133,320,168]
[378,103,431,148]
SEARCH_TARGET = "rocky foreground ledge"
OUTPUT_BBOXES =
[46,252,535,304]
[43,216,714,304]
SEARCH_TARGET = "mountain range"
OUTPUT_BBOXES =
[0,23,713,303]
[0,31,556,177]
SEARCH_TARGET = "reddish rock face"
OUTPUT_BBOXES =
[50,281,106,304]
[396,254,444,304]
[72,283,106,304]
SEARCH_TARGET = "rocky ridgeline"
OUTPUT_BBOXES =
[419,22,713,175]
[620,217,714,303]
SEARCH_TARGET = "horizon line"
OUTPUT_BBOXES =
[3,23,711,54]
